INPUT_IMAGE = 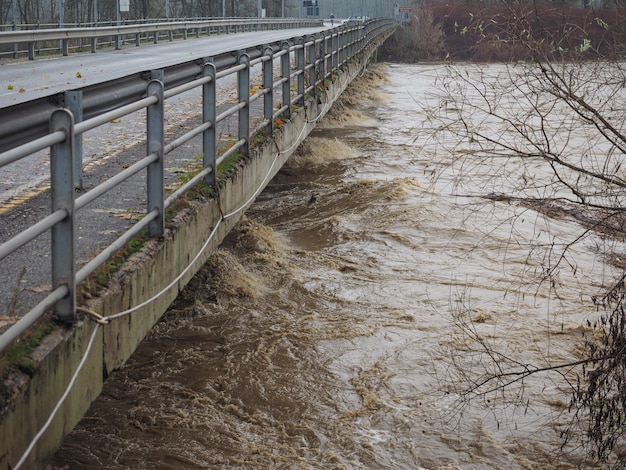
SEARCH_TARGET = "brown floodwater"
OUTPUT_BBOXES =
[48,63,617,469]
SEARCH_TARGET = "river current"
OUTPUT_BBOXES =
[49,63,615,469]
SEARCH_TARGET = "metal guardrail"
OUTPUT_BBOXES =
[0,19,397,353]
[0,17,323,60]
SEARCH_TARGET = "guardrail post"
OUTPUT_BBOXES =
[307,35,316,91]
[12,21,17,59]
[50,109,76,324]
[203,60,216,189]
[91,36,97,53]
[280,41,291,120]
[320,33,327,85]
[62,38,68,56]
[332,31,338,71]
[297,37,305,106]
[339,30,345,67]
[262,45,274,134]
[237,52,250,158]
[65,91,84,189]
[147,73,165,237]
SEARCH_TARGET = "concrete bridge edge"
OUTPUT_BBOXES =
[0,32,393,470]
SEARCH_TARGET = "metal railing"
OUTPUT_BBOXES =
[0,19,397,353]
[0,17,323,60]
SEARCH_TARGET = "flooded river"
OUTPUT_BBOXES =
[49,63,615,469]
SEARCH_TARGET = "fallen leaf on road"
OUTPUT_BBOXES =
[28,284,52,293]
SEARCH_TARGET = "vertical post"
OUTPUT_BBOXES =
[262,45,274,134]
[65,91,83,189]
[307,35,316,92]
[319,33,326,85]
[11,0,17,58]
[280,41,291,120]
[202,61,216,189]
[50,109,76,324]
[147,73,165,238]
[339,30,345,67]
[332,31,338,71]
[237,52,250,158]
[297,37,305,106]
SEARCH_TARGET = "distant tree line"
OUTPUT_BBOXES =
[0,0,291,25]
[381,1,626,62]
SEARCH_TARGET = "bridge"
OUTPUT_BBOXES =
[0,18,396,469]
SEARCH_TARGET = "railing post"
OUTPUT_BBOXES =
[202,60,216,189]
[237,52,250,158]
[297,37,305,106]
[262,45,274,134]
[147,73,165,238]
[280,41,291,120]
[50,109,76,324]
[332,31,338,71]
[340,30,346,67]
[65,91,83,189]
[320,33,327,84]
[12,21,17,59]
[307,35,317,91]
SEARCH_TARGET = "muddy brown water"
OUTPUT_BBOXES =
[47,63,615,469]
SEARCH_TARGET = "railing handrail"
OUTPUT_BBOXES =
[0,18,322,45]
